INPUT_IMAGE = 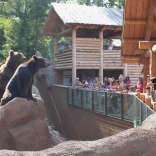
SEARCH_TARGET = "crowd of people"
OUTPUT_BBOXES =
[74,74,144,94]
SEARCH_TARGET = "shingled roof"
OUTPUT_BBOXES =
[44,3,123,36]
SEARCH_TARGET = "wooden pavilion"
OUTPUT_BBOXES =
[44,3,142,86]
[122,0,156,92]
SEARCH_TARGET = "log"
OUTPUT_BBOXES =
[139,41,156,49]
[152,44,156,53]
[125,20,156,25]
[99,31,103,84]
[134,49,144,55]
[72,29,76,86]
[143,49,151,58]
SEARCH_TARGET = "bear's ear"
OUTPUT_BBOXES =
[32,55,38,61]
[9,50,14,57]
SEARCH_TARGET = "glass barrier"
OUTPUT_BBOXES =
[82,89,92,110]
[107,92,122,118]
[67,87,155,126]
[93,91,105,114]
[123,94,136,121]
[67,87,73,105]
[73,88,82,107]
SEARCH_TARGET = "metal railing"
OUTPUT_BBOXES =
[67,87,155,127]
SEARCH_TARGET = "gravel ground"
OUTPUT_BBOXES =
[45,119,67,147]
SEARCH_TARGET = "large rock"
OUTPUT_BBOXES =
[0,86,51,151]
[1,128,156,156]
[141,114,156,130]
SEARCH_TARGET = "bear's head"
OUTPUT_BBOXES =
[32,55,50,68]
[8,50,26,68]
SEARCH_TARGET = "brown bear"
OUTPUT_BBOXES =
[0,55,49,106]
[0,50,26,99]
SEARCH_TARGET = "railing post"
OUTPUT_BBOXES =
[92,91,94,112]
[105,92,107,116]
[121,94,123,120]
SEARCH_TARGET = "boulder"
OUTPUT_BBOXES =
[0,86,51,151]
[141,114,156,130]
[1,128,156,156]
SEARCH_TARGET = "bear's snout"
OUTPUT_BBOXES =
[44,62,50,67]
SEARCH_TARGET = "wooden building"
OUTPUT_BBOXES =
[44,3,143,86]
[122,0,156,92]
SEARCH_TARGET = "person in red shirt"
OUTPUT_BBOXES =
[137,77,143,93]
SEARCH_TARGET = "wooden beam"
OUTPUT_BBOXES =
[143,58,149,92]
[72,29,76,86]
[54,37,57,65]
[55,28,72,38]
[144,0,154,41]
[139,41,156,49]
[123,64,127,77]
[99,31,103,84]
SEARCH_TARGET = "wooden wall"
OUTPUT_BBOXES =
[76,38,100,69]
[55,50,72,69]
[54,38,143,85]
[103,50,123,69]
[56,70,63,85]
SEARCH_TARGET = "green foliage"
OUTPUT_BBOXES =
[0,0,54,61]
[0,0,124,65]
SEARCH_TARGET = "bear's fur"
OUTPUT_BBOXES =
[0,55,49,106]
[0,50,26,99]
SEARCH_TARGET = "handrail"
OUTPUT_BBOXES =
[67,87,155,127]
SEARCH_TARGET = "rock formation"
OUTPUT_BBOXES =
[1,98,156,155]
[0,86,51,151]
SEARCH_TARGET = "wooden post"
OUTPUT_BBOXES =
[123,64,127,77]
[54,37,57,61]
[151,52,156,77]
[72,29,76,86]
[143,57,149,92]
[99,31,103,84]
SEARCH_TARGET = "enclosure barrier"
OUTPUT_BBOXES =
[67,87,155,127]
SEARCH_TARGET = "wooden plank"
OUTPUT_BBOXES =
[144,0,154,41]
[122,56,140,60]
[134,49,144,55]
[139,41,156,49]
[72,29,76,86]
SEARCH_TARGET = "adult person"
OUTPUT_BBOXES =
[125,76,132,90]
[74,77,82,87]
[137,77,143,93]
[87,75,93,87]
[147,77,156,90]
[107,40,114,50]
[119,75,125,88]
